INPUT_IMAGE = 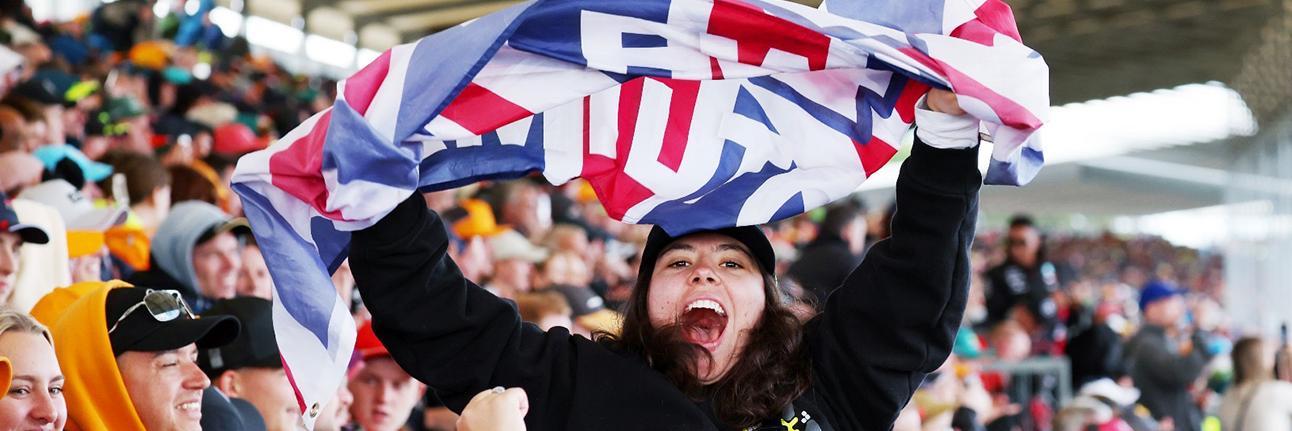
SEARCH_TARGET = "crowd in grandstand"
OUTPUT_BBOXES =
[0,0,1289,430]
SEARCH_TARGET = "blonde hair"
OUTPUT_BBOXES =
[0,308,53,345]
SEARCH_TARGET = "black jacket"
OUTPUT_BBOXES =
[1123,325,1213,431]
[787,233,861,304]
[349,138,981,431]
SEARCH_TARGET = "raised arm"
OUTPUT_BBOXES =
[806,92,983,430]
[348,195,575,424]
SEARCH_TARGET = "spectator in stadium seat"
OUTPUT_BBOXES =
[0,309,66,430]
[200,297,298,431]
[1123,281,1213,431]
[347,89,983,430]
[18,179,129,283]
[235,238,273,300]
[37,282,239,430]
[0,106,29,152]
[1066,303,1127,388]
[349,321,426,431]
[984,215,1063,328]
[0,151,43,196]
[515,290,574,332]
[496,181,551,241]
[127,201,248,312]
[0,194,49,306]
[1218,337,1292,431]
[100,150,172,235]
[787,200,866,304]
[483,229,548,300]
[167,164,220,207]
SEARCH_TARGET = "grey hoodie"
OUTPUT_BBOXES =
[151,201,235,297]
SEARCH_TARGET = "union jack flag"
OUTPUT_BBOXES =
[230,0,1048,426]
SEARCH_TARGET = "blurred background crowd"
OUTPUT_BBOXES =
[0,0,1291,430]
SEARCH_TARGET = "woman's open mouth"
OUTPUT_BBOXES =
[680,299,728,351]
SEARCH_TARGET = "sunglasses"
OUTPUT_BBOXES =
[107,289,196,335]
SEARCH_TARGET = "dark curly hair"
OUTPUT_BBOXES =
[597,267,811,428]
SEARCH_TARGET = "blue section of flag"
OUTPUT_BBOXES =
[622,33,669,48]
[234,184,338,346]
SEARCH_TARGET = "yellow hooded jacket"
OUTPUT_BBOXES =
[31,281,147,431]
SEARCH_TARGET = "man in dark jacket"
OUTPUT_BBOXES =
[349,89,983,430]
[1123,281,1213,431]
[787,200,866,304]
[983,215,1065,349]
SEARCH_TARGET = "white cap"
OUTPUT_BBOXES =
[18,180,127,231]
[488,229,549,263]
[1078,378,1141,407]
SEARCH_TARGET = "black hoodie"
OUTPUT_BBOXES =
[349,136,981,430]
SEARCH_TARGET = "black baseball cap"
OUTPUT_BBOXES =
[198,297,282,377]
[105,287,240,357]
[11,79,67,107]
[0,193,49,245]
[637,225,775,281]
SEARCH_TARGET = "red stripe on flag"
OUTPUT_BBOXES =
[344,50,391,116]
[656,79,701,172]
[896,80,929,124]
[581,79,655,222]
[953,0,1022,43]
[269,110,345,219]
[439,83,535,135]
[616,79,644,162]
[709,56,724,80]
[582,95,591,157]
[854,137,899,177]
[707,0,831,71]
[281,355,307,416]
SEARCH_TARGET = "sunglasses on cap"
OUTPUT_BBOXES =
[108,289,196,335]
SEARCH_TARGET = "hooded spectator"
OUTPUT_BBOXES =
[200,297,298,431]
[33,282,239,430]
[8,198,68,310]
[127,201,247,312]
[0,309,65,430]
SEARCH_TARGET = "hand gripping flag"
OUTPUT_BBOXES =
[231,0,1048,426]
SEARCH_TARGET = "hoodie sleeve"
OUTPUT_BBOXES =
[804,112,982,430]
[348,196,579,426]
